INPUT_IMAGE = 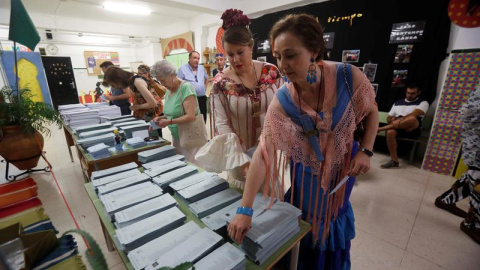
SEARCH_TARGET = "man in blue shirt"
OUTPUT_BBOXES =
[177,51,208,122]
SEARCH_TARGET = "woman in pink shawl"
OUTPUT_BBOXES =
[228,14,378,269]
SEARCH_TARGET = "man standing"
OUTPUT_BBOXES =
[99,61,131,115]
[212,53,227,77]
[178,51,208,122]
[378,83,429,168]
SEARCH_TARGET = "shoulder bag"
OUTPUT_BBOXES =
[177,84,208,149]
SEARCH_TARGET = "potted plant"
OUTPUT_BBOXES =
[0,86,62,170]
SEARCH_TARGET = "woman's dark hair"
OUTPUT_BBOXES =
[103,66,133,88]
[270,14,325,61]
[222,26,254,48]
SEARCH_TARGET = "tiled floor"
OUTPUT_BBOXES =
[1,123,479,270]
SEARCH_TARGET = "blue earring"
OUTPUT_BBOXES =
[306,57,317,84]
[283,75,289,83]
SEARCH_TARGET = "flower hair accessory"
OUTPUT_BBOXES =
[221,9,250,30]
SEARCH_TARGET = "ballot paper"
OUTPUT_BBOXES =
[142,155,185,170]
[144,160,186,178]
[114,193,176,228]
[144,227,222,270]
[91,162,138,180]
[116,206,186,251]
[170,171,216,192]
[151,165,198,189]
[97,173,151,195]
[102,183,163,215]
[92,169,142,187]
[193,243,246,270]
[201,199,242,231]
[128,221,202,270]
[137,145,177,163]
[177,176,230,203]
[189,188,242,218]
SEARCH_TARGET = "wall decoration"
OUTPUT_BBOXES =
[448,0,480,28]
[0,51,52,106]
[161,31,194,57]
[394,44,413,63]
[363,63,377,82]
[372,83,379,96]
[83,51,120,76]
[422,51,480,175]
[389,20,425,44]
[256,39,271,54]
[323,32,335,49]
[342,49,360,63]
[391,69,408,87]
[215,27,225,56]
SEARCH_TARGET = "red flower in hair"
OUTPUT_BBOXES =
[221,8,250,30]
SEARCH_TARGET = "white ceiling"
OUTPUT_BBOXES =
[0,0,328,30]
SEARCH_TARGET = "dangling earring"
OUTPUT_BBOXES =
[306,57,317,84]
[283,75,289,83]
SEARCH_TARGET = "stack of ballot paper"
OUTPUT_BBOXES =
[128,221,202,270]
[170,171,216,192]
[97,105,121,120]
[126,137,147,149]
[84,102,109,109]
[115,206,187,251]
[120,123,150,138]
[137,145,176,163]
[114,193,177,228]
[110,117,137,125]
[77,133,115,148]
[97,173,151,195]
[193,243,246,270]
[144,160,186,178]
[100,182,163,219]
[188,188,242,218]
[142,155,185,170]
[223,201,302,264]
[58,104,86,112]
[144,227,223,270]
[91,162,138,181]
[177,175,230,203]
[202,193,270,232]
[74,122,112,134]
[151,165,198,189]
[78,127,116,139]
[62,109,100,129]
[92,169,142,188]
[113,120,146,128]
[101,115,135,123]
[86,143,110,160]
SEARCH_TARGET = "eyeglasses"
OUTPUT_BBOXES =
[194,75,198,82]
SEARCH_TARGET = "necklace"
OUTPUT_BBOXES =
[235,62,257,90]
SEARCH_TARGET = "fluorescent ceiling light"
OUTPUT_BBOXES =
[103,2,151,15]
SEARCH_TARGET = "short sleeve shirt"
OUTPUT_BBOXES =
[163,82,198,140]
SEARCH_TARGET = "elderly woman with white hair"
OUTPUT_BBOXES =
[150,60,203,162]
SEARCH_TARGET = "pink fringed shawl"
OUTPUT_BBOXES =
[260,61,376,244]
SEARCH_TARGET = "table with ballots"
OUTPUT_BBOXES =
[84,144,309,270]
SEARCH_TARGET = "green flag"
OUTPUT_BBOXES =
[8,0,41,51]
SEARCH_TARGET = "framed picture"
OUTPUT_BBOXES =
[391,70,408,88]
[256,39,271,53]
[371,83,379,96]
[363,63,378,82]
[342,50,360,63]
[394,44,413,63]
[257,56,267,62]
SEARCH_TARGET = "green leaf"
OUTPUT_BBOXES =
[62,229,109,270]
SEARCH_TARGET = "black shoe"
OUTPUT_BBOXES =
[434,196,467,218]
[460,221,480,245]
[380,160,399,169]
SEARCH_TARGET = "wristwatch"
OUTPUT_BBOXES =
[360,148,374,157]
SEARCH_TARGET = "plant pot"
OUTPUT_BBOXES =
[0,125,44,170]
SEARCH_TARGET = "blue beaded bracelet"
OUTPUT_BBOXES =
[236,206,254,217]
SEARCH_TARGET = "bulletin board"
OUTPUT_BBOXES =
[83,51,120,75]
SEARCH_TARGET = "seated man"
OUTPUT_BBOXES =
[379,83,429,168]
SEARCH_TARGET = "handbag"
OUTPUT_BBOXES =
[177,84,208,149]
[343,63,366,142]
